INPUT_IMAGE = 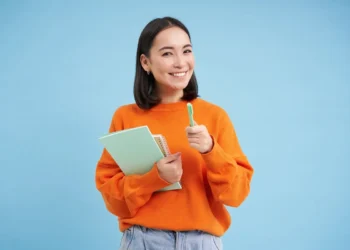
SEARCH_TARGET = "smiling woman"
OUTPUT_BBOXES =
[134,17,199,109]
[139,26,195,101]
[95,16,254,250]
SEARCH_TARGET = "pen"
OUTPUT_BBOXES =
[187,103,194,127]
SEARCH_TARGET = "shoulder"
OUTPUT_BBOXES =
[194,98,229,118]
[111,103,143,122]
[193,98,234,131]
[114,103,139,114]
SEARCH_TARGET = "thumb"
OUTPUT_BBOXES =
[165,152,181,162]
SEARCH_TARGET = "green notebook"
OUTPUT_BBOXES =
[98,125,182,192]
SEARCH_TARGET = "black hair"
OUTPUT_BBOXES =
[133,16,199,110]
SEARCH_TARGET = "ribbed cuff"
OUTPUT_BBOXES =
[138,164,172,194]
[201,136,236,172]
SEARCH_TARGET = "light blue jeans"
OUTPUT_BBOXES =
[119,225,223,250]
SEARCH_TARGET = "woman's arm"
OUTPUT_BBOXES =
[95,109,170,218]
[201,110,254,207]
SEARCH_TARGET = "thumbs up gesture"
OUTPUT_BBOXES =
[185,121,213,154]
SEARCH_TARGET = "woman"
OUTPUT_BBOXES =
[95,16,254,250]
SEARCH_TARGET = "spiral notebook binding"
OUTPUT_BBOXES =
[160,136,170,156]
[153,135,170,156]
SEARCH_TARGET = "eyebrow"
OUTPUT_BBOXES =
[158,44,192,51]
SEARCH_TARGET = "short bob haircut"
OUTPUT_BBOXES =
[133,17,199,110]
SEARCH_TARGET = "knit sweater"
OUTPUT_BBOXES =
[95,98,254,237]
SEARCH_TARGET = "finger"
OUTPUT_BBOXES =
[186,133,200,139]
[164,152,181,163]
[186,126,203,134]
[189,142,200,150]
[188,137,200,144]
[174,154,183,164]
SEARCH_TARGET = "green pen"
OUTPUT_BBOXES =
[187,102,194,127]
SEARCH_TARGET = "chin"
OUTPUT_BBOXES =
[169,80,190,90]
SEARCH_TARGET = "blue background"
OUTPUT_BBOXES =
[1,1,349,250]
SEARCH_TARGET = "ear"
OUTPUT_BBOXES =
[140,54,151,73]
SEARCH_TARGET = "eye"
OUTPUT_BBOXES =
[184,49,192,54]
[162,52,172,56]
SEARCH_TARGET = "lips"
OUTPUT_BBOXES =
[169,71,187,77]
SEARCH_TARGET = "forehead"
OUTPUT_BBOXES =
[152,26,191,49]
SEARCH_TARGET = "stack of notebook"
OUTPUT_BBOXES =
[98,125,182,191]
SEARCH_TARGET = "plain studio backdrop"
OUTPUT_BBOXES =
[1,1,349,250]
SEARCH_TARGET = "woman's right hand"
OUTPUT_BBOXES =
[156,152,183,184]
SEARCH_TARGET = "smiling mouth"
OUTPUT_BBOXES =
[169,71,187,77]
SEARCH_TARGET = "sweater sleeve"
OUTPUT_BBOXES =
[95,109,171,218]
[201,109,254,207]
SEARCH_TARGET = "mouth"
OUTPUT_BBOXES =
[169,71,187,77]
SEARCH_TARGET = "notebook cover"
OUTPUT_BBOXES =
[99,126,181,191]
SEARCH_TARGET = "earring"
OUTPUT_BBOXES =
[147,70,150,75]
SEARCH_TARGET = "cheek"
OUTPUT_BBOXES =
[153,60,172,74]
[186,56,195,70]
[189,56,196,69]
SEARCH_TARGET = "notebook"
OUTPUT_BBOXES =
[98,125,182,192]
[153,134,171,157]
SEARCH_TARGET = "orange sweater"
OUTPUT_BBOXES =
[95,98,254,236]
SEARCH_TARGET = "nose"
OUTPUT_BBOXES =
[173,54,185,69]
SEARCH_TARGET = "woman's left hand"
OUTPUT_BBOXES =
[185,121,213,154]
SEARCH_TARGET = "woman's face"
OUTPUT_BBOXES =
[141,26,195,99]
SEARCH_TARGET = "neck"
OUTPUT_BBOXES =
[157,87,184,104]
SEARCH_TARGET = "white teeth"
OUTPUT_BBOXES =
[171,72,186,77]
